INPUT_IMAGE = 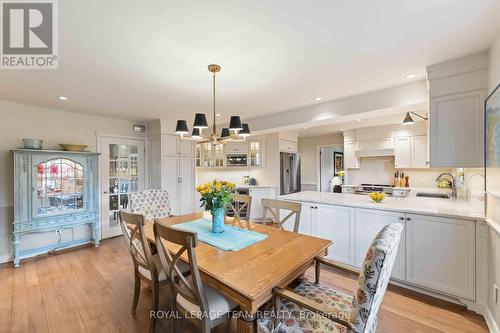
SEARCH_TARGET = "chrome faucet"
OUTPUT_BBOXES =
[435,173,457,198]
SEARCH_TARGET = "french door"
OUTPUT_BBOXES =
[100,137,145,239]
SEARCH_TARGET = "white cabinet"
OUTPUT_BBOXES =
[394,135,429,169]
[411,135,428,168]
[249,140,264,167]
[405,213,475,300]
[279,139,298,153]
[249,187,276,221]
[284,203,355,265]
[163,134,195,158]
[429,89,485,168]
[315,204,355,266]
[354,209,406,280]
[344,141,359,169]
[161,135,195,215]
[225,141,248,154]
[394,137,411,169]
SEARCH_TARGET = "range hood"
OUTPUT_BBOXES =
[355,148,394,157]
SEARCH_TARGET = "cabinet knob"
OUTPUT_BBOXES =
[399,217,404,221]
[406,217,411,221]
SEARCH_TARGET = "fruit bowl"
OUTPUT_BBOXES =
[368,192,386,203]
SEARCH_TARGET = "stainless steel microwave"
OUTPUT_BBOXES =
[226,153,248,167]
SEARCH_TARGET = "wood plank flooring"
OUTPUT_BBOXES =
[0,237,489,333]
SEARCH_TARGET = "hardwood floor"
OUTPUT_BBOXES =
[0,237,488,333]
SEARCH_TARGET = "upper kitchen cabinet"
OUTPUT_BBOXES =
[344,141,359,169]
[224,141,248,154]
[411,135,428,168]
[162,134,194,158]
[427,52,488,168]
[394,137,411,168]
[249,140,264,167]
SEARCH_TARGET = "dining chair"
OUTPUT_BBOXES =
[153,221,239,333]
[119,210,169,333]
[258,223,404,333]
[261,198,302,232]
[229,194,252,221]
[130,189,171,220]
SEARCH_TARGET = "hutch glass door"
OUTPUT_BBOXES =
[34,158,85,216]
[101,137,145,239]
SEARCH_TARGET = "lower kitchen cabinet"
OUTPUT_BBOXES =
[284,203,355,266]
[405,213,475,300]
[249,187,276,221]
[354,209,406,280]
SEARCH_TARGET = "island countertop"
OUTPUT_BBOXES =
[279,191,485,221]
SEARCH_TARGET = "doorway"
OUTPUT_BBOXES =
[100,136,145,239]
[317,144,344,192]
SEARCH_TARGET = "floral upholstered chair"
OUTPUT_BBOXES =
[258,223,403,333]
[129,189,171,220]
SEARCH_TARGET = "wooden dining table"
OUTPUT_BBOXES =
[142,212,332,332]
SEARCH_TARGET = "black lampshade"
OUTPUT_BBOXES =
[402,112,415,126]
[175,120,189,134]
[229,116,243,131]
[240,123,250,137]
[221,128,230,138]
[193,113,208,129]
[191,128,202,139]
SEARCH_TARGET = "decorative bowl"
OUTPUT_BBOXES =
[22,138,43,150]
[59,144,88,152]
[368,192,386,203]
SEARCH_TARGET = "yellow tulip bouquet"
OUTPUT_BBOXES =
[196,180,236,232]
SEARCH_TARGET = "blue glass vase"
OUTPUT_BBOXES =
[211,207,225,233]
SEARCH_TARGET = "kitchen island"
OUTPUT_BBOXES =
[278,190,487,313]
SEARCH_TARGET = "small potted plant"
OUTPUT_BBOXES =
[196,180,236,233]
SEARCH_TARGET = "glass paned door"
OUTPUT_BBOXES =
[101,137,145,239]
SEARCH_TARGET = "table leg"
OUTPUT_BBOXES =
[237,312,257,333]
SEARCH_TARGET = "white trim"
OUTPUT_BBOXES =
[486,218,500,236]
[315,144,343,192]
[484,306,500,333]
[0,254,12,264]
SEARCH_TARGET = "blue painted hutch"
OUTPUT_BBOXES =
[11,149,100,267]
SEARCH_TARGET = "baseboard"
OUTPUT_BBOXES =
[485,306,500,333]
[0,254,13,264]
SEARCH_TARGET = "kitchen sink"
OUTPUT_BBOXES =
[416,192,450,199]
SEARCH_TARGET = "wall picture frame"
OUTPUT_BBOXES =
[334,151,344,175]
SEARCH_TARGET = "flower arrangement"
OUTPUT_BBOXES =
[196,180,236,211]
[195,180,236,232]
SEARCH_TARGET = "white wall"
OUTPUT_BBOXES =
[486,32,500,331]
[298,133,344,189]
[0,100,145,263]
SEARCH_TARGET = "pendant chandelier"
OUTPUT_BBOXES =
[175,64,250,142]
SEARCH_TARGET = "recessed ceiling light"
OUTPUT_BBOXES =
[58,96,68,100]
[303,126,308,129]
[315,97,322,101]
[340,128,344,131]
[356,119,361,122]
[216,113,221,117]
[405,74,417,79]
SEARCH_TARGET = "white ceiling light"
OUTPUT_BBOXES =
[340,128,344,131]
[405,74,417,79]
[216,113,221,117]
[58,96,68,100]
[356,119,361,122]
[315,97,322,101]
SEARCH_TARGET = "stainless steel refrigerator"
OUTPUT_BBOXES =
[280,152,301,195]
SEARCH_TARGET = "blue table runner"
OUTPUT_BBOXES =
[172,218,267,251]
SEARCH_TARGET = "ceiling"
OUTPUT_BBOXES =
[1,0,500,122]
[298,111,427,137]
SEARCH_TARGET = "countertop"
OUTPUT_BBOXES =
[279,191,485,221]
[235,185,277,189]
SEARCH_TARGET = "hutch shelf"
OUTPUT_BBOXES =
[10,149,100,267]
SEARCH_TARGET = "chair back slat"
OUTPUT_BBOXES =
[153,221,209,315]
[351,223,403,333]
[229,194,252,221]
[261,199,302,232]
[119,210,152,269]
